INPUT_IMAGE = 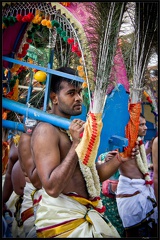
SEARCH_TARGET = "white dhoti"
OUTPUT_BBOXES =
[116,175,158,229]
[20,182,37,238]
[35,189,120,238]
[6,192,25,238]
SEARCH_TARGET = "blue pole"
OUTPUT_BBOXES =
[2,56,84,83]
[26,70,33,103]
[2,120,25,132]
[43,48,54,112]
[2,97,71,130]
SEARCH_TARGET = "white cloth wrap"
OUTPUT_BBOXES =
[20,182,37,238]
[116,175,158,228]
[35,189,120,238]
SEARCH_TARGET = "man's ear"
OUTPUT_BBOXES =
[50,92,58,105]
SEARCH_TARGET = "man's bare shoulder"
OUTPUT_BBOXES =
[153,136,158,145]
[33,122,57,133]
[32,122,60,141]
[20,132,31,142]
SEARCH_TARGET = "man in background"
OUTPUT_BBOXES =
[116,113,158,237]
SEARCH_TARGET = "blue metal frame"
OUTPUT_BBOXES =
[3,119,25,132]
[2,55,84,130]
[2,56,84,83]
[2,97,71,130]
[43,49,54,112]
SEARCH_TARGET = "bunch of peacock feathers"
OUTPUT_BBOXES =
[76,3,128,209]
[85,2,127,113]
[121,2,158,103]
[118,3,158,170]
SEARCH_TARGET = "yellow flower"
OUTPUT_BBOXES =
[13,134,20,147]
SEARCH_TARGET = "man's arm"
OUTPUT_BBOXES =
[18,133,42,189]
[2,141,18,213]
[152,136,158,203]
[96,143,139,182]
[11,160,26,196]
[96,151,121,182]
[31,121,83,198]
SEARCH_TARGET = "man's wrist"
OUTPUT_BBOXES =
[116,153,123,163]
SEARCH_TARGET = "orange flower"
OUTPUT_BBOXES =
[46,20,52,29]
[143,90,149,98]
[77,65,83,71]
[2,111,7,120]
[28,58,33,64]
[78,71,85,77]
[83,76,87,81]
[11,79,19,101]
[60,2,71,7]
[35,9,41,15]
[82,82,88,88]
[41,19,47,26]
[2,23,6,29]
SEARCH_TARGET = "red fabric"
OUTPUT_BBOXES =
[121,102,141,157]
[3,21,24,68]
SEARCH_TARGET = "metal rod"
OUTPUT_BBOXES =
[18,85,44,91]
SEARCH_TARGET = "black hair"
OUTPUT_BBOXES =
[140,113,145,119]
[50,67,81,93]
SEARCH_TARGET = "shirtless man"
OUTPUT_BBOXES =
[2,134,26,238]
[2,136,20,213]
[18,118,42,238]
[116,113,158,237]
[31,66,139,238]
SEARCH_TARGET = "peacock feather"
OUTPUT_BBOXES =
[120,2,158,103]
[85,2,127,113]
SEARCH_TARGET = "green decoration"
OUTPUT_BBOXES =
[60,31,67,37]
[51,20,60,28]
[56,27,62,34]
[63,36,69,42]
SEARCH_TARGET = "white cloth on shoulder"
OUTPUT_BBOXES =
[116,175,158,229]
